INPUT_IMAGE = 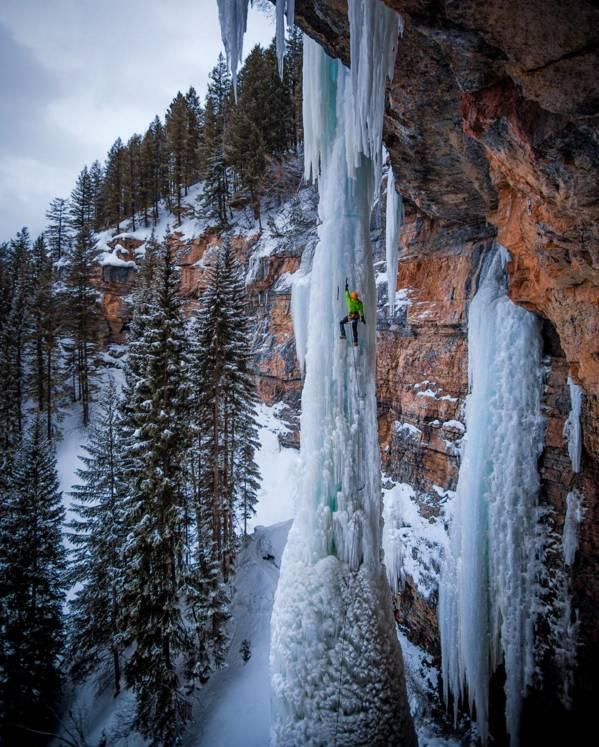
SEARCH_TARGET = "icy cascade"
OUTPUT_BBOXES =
[439,248,545,745]
[216,0,250,95]
[348,0,402,191]
[271,32,414,746]
[563,377,583,473]
[385,165,403,318]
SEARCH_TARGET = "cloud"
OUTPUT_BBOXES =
[0,0,275,239]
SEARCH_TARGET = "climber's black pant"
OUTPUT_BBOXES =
[340,314,359,344]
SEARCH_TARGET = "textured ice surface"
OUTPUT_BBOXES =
[439,247,545,744]
[271,29,414,746]
[563,488,585,567]
[563,377,583,473]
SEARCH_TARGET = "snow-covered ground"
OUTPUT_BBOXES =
[191,521,291,747]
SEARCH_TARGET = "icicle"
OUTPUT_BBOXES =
[275,0,286,77]
[439,246,545,745]
[302,34,338,182]
[291,271,311,374]
[563,488,585,566]
[347,0,402,191]
[216,0,250,98]
[385,165,403,320]
[563,377,583,473]
[271,36,414,747]
[275,0,295,77]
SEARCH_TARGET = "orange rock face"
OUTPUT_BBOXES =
[98,237,144,343]
[377,212,488,498]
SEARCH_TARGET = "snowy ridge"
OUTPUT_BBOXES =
[439,247,545,744]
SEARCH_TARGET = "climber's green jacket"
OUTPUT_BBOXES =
[345,288,364,316]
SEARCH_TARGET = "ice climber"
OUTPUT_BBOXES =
[340,280,366,346]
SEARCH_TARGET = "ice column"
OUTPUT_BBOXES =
[438,247,545,745]
[216,0,250,96]
[563,489,585,567]
[275,0,295,76]
[563,377,583,473]
[385,166,403,319]
[270,32,415,746]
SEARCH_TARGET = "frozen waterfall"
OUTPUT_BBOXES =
[270,27,415,747]
[438,247,545,745]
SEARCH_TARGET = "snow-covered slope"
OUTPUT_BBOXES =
[192,522,291,747]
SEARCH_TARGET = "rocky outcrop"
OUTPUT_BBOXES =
[98,236,143,343]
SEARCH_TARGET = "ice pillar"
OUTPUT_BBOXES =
[439,247,545,744]
[270,35,415,746]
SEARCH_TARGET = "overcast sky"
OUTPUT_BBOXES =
[0,0,275,241]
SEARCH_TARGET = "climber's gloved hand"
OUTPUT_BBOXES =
[345,280,349,291]
[361,315,366,324]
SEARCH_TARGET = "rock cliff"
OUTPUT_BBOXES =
[286,0,597,741]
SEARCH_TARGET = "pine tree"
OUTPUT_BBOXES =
[188,242,261,577]
[67,378,126,696]
[200,55,232,228]
[45,197,71,262]
[0,229,31,452]
[89,159,106,230]
[28,235,64,439]
[103,138,126,232]
[140,117,168,225]
[226,48,268,225]
[124,134,143,231]
[63,226,100,425]
[284,26,304,151]
[184,86,203,192]
[165,92,189,225]
[120,238,195,746]
[0,418,66,744]
[69,166,94,245]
